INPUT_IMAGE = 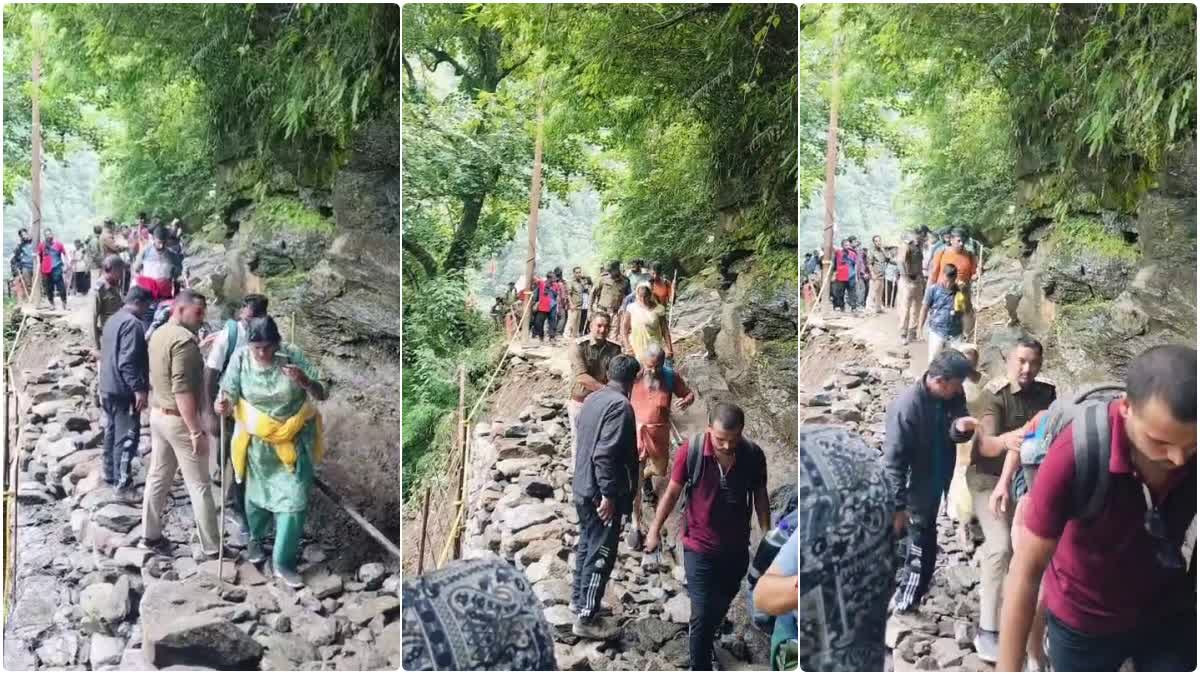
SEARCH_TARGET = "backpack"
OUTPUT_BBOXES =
[678,432,765,535]
[1011,384,1126,520]
[220,320,240,375]
[746,508,798,634]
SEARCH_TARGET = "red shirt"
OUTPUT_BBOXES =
[1023,400,1196,634]
[834,250,852,282]
[669,433,766,555]
[35,240,66,275]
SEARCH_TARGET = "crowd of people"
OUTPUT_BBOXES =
[68,212,330,590]
[554,258,798,671]
[801,339,1197,673]
[806,226,983,358]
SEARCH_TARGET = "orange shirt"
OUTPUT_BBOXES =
[928,248,976,285]
[650,279,673,306]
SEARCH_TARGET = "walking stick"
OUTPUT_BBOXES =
[218,410,226,594]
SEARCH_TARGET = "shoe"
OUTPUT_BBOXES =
[571,616,620,640]
[274,566,305,589]
[245,539,268,564]
[202,544,240,561]
[137,537,172,554]
[711,647,723,671]
[973,629,999,664]
[900,335,910,346]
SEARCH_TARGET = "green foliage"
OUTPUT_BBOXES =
[254,196,335,235]
[1046,216,1139,263]
[814,4,1196,246]
[4,4,399,216]
[400,272,502,495]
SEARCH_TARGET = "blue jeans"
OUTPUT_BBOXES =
[1046,608,1195,671]
[101,394,139,486]
[684,547,749,670]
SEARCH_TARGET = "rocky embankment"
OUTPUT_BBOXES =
[456,356,765,671]
[800,324,994,673]
[4,315,401,670]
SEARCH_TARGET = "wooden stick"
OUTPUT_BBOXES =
[417,487,432,574]
[451,365,467,561]
[313,478,402,559]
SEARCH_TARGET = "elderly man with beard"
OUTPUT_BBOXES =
[626,343,695,548]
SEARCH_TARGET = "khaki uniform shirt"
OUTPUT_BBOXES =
[567,279,585,308]
[148,320,204,412]
[974,378,1057,476]
[92,280,125,350]
[569,336,622,401]
[593,273,627,314]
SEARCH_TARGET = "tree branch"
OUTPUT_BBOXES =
[402,234,439,278]
[426,47,467,77]
[498,54,531,83]
[633,4,730,35]
[402,56,417,87]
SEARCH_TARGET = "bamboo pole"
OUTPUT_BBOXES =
[451,365,467,560]
[26,42,44,309]
[416,487,432,574]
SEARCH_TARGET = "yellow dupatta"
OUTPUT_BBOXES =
[231,398,325,481]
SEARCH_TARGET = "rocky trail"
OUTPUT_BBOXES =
[801,308,997,673]
[3,297,401,670]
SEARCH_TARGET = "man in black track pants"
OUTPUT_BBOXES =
[571,354,640,640]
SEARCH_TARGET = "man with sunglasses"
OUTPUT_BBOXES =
[997,345,1197,672]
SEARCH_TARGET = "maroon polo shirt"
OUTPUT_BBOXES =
[1023,400,1196,635]
[670,433,767,556]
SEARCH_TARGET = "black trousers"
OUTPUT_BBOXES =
[532,311,549,339]
[42,269,67,307]
[572,497,624,619]
[1046,609,1196,672]
[684,547,750,670]
[73,270,90,295]
[101,394,140,486]
[831,281,848,310]
[893,505,939,612]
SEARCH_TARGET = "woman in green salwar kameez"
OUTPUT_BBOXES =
[214,316,328,588]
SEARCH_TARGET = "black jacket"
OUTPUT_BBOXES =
[884,376,973,514]
[100,308,149,398]
[573,385,638,512]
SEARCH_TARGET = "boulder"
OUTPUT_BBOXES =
[290,610,338,647]
[515,539,564,567]
[931,637,966,668]
[625,617,684,650]
[90,634,126,668]
[357,563,387,591]
[114,547,152,569]
[341,595,400,626]
[31,401,71,420]
[64,415,92,432]
[81,576,131,625]
[259,633,318,666]
[503,423,530,438]
[521,478,555,499]
[496,457,547,478]
[6,575,60,639]
[531,578,573,607]
[524,432,556,455]
[663,594,690,624]
[143,613,263,669]
[198,560,238,584]
[502,503,559,533]
[94,503,142,533]
[303,569,344,600]
[35,631,79,667]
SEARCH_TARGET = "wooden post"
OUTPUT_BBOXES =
[451,365,467,560]
[26,40,44,309]
[666,270,679,331]
[519,76,546,338]
[416,486,432,574]
[820,36,841,308]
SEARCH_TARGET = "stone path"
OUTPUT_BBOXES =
[458,353,768,671]
[801,309,997,673]
[4,308,400,670]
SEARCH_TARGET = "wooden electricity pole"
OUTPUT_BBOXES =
[519,77,546,337]
[820,40,841,307]
[26,43,45,308]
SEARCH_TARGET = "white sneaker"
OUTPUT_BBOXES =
[973,629,999,664]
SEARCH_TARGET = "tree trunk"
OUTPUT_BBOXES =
[441,166,499,273]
